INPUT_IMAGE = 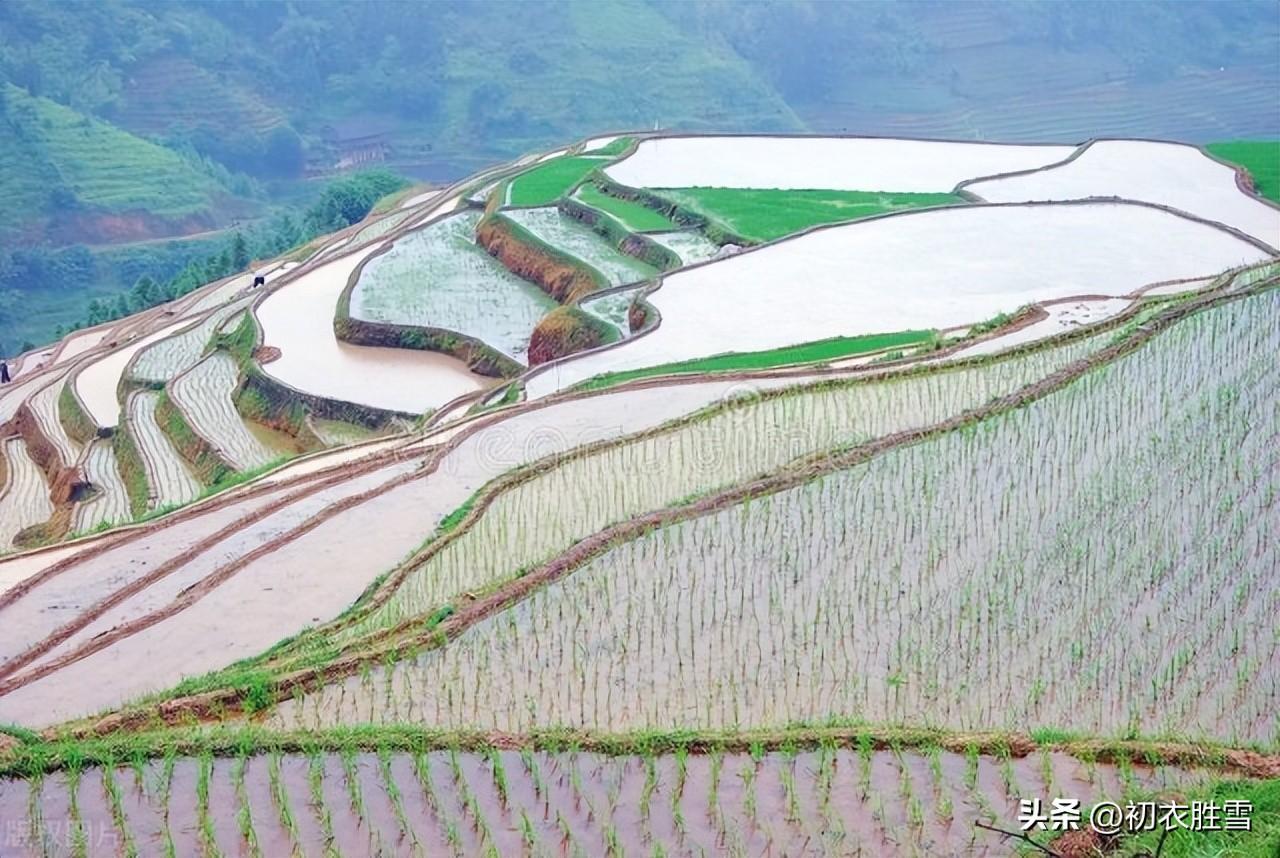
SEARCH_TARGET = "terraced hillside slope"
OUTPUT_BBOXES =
[0,132,1276,855]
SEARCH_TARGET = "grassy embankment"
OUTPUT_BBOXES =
[575,329,936,390]
[1206,140,1280,203]
[651,187,965,242]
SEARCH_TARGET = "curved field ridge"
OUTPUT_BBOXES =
[170,352,277,471]
[525,202,1269,397]
[74,317,190,428]
[26,377,80,467]
[257,240,486,414]
[126,391,202,511]
[0,439,53,551]
[129,298,252,383]
[350,210,559,365]
[0,747,1221,858]
[337,328,1115,644]
[334,289,1279,742]
[964,140,1280,248]
[72,440,130,533]
[502,207,658,287]
[605,135,1077,192]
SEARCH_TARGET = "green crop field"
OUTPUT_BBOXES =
[1207,140,1280,203]
[576,328,936,389]
[652,187,965,242]
[505,156,611,207]
[574,183,676,231]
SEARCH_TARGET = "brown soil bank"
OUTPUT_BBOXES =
[475,214,601,303]
[528,306,617,365]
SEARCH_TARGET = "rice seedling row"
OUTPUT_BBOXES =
[288,290,1280,743]
[70,440,130,534]
[26,378,80,467]
[129,298,252,384]
[350,210,559,364]
[124,392,202,512]
[327,326,1114,647]
[170,352,277,471]
[502,207,658,288]
[73,317,192,429]
[0,748,1218,857]
[0,439,53,551]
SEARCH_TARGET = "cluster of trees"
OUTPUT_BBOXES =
[0,170,407,349]
[60,170,407,337]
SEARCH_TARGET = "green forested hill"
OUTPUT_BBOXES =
[0,83,254,244]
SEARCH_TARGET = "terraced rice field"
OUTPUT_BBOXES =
[71,440,130,533]
[257,236,486,415]
[170,352,277,471]
[74,318,191,428]
[605,136,1076,192]
[964,139,1280,248]
[503,208,658,287]
[647,231,722,266]
[292,291,1279,742]
[128,299,251,383]
[25,378,79,467]
[0,747,1220,858]
[331,328,1116,646]
[125,391,202,511]
[654,187,964,242]
[0,133,1275,854]
[573,183,677,231]
[525,202,1268,397]
[0,439,52,551]
[507,155,612,206]
[350,211,559,364]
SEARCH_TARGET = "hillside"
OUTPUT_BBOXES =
[0,83,257,245]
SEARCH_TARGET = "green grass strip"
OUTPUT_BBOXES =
[1206,140,1280,204]
[575,183,676,231]
[507,156,612,206]
[650,187,964,242]
[575,329,935,391]
[582,136,635,157]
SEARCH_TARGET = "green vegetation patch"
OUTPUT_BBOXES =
[575,183,677,231]
[507,156,611,207]
[651,187,964,242]
[0,83,225,222]
[1063,777,1279,857]
[1207,140,1280,203]
[582,136,636,157]
[577,329,935,390]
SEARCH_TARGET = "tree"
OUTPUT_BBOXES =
[85,298,107,326]
[130,274,160,310]
[230,231,250,271]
